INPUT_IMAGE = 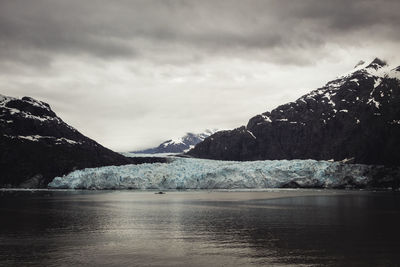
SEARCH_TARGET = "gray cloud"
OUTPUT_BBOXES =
[1,0,399,66]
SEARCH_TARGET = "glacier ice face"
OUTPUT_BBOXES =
[48,158,378,190]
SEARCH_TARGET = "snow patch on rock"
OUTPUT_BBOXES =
[3,134,81,144]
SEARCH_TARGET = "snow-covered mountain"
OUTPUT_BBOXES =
[133,129,218,154]
[0,94,165,188]
[48,157,400,190]
[188,58,400,166]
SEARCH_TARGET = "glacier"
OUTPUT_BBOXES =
[47,157,390,190]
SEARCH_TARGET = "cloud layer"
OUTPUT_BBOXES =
[1,0,399,150]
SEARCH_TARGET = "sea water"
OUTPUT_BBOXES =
[0,189,399,266]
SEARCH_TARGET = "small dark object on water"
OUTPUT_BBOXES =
[155,191,165,194]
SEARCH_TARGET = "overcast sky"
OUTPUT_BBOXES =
[1,0,400,151]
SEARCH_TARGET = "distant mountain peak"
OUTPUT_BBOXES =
[354,60,366,69]
[366,57,387,70]
[132,129,218,154]
[337,57,399,82]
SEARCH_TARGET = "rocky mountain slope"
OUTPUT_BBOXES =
[0,94,165,188]
[188,58,400,166]
[133,129,217,154]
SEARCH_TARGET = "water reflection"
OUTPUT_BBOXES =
[0,190,399,266]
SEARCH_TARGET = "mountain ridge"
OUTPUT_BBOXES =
[0,94,165,188]
[187,58,400,166]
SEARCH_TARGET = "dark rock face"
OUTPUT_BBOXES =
[188,58,400,166]
[0,95,165,188]
[133,130,217,154]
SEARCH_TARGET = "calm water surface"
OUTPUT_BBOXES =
[0,189,400,266]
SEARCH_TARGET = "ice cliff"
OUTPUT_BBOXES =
[48,157,398,190]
